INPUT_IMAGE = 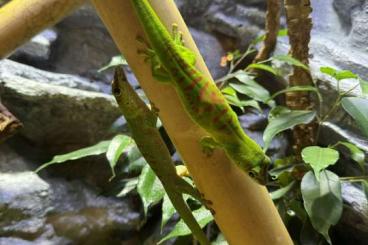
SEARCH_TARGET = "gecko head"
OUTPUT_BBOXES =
[111,67,124,99]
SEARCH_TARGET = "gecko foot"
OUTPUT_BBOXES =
[200,136,219,157]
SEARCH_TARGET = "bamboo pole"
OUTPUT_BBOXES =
[0,0,86,58]
[92,1,292,244]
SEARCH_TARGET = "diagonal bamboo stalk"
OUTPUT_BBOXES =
[0,0,86,58]
[91,0,292,244]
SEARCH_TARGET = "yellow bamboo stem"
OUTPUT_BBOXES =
[0,0,86,58]
[92,0,292,244]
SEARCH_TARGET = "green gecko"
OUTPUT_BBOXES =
[112,67,210,245]
[130,0,270,184]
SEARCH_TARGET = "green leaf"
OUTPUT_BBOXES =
[272,55,309,70]
[116,178,139,197]
[98,55,127,72]
[137,165,165,216]
[320,66,358,81]
[320,66,337,76]
[229,82,271,104]
[362,181,368,201]
[270,181,296,200]
[301,170,343,244]
[268,85,321,102]
[277,28,288,37]
[106,135,134,179]
[359,78,368,96]
[232,70,255,84]
[125,146,148,174]
[335,70,358,81]
[221,86,237,96]
[35,140,111,173]
[302,146,339,180]
[224,94,261,111]
[341,97,368,138]
[247,63,279,76]
[263,108,316,150]
[161,194,176,230]
[335,141,365,171]
[159,206,213,244]
[161,193,191,230]
[212,233,228,245]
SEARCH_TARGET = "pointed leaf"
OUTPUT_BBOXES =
[302,146,339,180]
[124,146,148,174]
[106,135,134,178]
[116,178,139,197]
[341,97,368,137]
[233,70,255,84]
[221,86,237,96]
[272,55,309,70]
[161,193,191,229]
[335,70,358,81]
[268,85,320,102]
[224,94,261,111]
[98,55,127,72]
[137,165,165,216]
[212,233,228,245]
[359,78,368,96]
[248,63,279,76]
[320,66,337,77]
[362,181,368,201]
[320,66,358,81]
[229,82,271,104]
[301,171,343,244]
[159,206,213,244]
[161,194,176,230]
[270,181,296,200]
[263,109,316,150]
[35,140,111,172]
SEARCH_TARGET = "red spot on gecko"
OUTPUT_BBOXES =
[176,75,186,85]
[205,104,214,113]
[213,108,228,123]
[218,124,228,131]
[199,82,209,99]
[184,80,197,92]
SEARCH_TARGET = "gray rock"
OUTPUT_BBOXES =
[0,72,120,155]
[349,2,368,49]
[10,29,57,65]
[190,28,227,79]
[0,144,34,172]
[175,0,211,20]
[333,0,365,26]
[0,172,142,244]
[334,183,368,244]
[0,172,51,238]
[51,3,120,84]
[205,7,262,47]
[46,178,142,244]
[0,59,100,92]
[0,236,70,245]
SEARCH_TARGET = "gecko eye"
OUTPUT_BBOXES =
[248,170,257,179]
[113,87,121,96]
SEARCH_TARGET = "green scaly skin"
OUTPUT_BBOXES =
[112,67,210,245]
[131,0,270,184]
